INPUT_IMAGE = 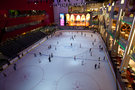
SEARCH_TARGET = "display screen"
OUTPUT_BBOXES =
[65,13,90,26]
[60,13,65,26]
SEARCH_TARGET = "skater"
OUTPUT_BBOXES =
[95,64,97,69]
[91,52,92,56]
[98,63,100,69]
[34,53,36,57]
[103,56,105,60]
[72,38,74,40]
[99,45,101,48]
[57,41,59,44]
[55,47,57,50]
[17,54,20,59]
[38,58,41,63]
[89,48,91,52]
[99,47,103,51]
[94,39,96,42]
[51,53,53,58]
[81,60,84,66]
[92,42,94,45]
[71,43,72,46]
[13,64,16,71]
[74,56,76,60]
[50,45,51,49]
[91,34,93,37]
[101,47,103,51]
[3,73,7,77]
[72,36,74,40]
[81,32,83,35]
[48,55,51,62]
[98,57,100,61]
[39,52,42,55]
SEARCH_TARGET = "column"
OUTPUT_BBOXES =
[108,2,115,31]
[111,0,128,57]
[111,7,123,57]
[120,16,135,73]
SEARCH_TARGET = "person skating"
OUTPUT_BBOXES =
[99,45,101,48]
[103,56,105,60]
[98,57,100,61]
[91,52,92,56]
[3,73,7,77]
[17,54,20,59]
[71,43,72,46]
[98,63,100,69]
[13,64,16,71]
[50,45,51,49]
[92,42,94,45]
[55,47,57,50]
[34,53,36,57]
[94,39,96,42]
[81,32,83,35]
[89,48,91,52]
[95,64,97,69]
[74,56,76,60]
[48,55,51,62]
[39,52,42,56]
[81,60,84,66]
[38,58,41,63]
[51,53,53,58]
[91,34,93,37]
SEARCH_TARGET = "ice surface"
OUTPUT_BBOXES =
[0,30,116,90]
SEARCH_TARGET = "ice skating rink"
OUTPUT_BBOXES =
[0,30,116,90]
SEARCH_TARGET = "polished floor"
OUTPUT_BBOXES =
[0,30,116,90]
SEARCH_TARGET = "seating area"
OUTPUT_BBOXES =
[0,27,56,69]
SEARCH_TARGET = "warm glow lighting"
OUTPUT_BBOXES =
[22,32,26,35]
[66,14,90,26]
[66,14,70,21]
[112,2,115,6]
[71,14,75,22]
[76,15,81,21]
[81,15,85,22]
[121,0,125,4]
[86,13,90,21]
[87,9,90,11]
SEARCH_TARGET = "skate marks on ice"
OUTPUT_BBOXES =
[3,65,44,90]
[56,72,101,90]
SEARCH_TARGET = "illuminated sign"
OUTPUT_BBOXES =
[60,13,65,26]
[66,13,90,26]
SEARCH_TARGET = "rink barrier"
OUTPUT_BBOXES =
[2,64,8,70]
[98,34,122,90]
[9,57,18,64]
[0,35,50,73]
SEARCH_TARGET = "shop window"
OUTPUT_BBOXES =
[120,23,131,40]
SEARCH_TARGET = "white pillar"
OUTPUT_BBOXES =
[120,16,135,72]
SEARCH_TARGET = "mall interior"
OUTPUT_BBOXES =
[0,0,135,90]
